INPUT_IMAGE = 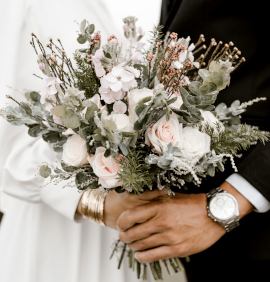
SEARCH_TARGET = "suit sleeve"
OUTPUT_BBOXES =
[235,141,270,201]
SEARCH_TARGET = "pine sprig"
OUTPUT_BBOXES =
[117,150,158,194]
[204,124,270,155]
[73,50,100,99]
[144,24,163,56]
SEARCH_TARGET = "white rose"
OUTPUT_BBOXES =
[103,113,134,132]
[62,134,89,167]
[128,88,154,123]
[145,115,182,153]
[179,127,210,160]
[88,147,122,188]
[200,110,225,134]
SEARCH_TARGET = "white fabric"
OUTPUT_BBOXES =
[0,0,158,281]
[226,173,270,213]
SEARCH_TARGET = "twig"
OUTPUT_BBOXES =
[6,95,67,129]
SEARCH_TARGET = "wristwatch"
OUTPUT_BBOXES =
[206,187,240,232]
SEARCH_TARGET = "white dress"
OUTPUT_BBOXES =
[0,0,156,281]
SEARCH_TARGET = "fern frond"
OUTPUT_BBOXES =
[73,50,100,99]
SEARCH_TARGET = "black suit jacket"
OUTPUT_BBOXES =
[160,0,270,260]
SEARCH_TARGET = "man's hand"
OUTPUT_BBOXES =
[117,182,254,263]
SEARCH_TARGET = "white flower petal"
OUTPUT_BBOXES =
[120,71,135,82]
[124,66,140,78]
[110,81,123,92]
[105,73,118,83]
[111,65,123,77]
[179,51,187,63]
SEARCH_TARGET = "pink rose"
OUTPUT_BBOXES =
[145,115,182,153]
[62,134,89,167]
[88,147,123,188]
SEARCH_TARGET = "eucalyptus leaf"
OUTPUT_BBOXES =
[217,162,225,172]
[62,110,81,129]
[230,100,240,110]
[166,97,177,106]
[104,149,111,158]
[215,103,227,114]
[61,161,79,172]
[39,165,51,178]
[85,102,98,120]
[189,81,202,96]
[211,72,223,86]
[51,105,67,117]
[86,24,95,34]
[77,35,87,44]
[80,19,87,35]
[52,140,66,153]
[207,164,215,177]
[199,82,217,95]
[42,131,62,143]
[229,116,241,125]
[198,69,209,80]
[75,172,98,190]
[30,91,41,102]
[183,173,193,182]
[28,124,43,137]
[119,142,129,156]
[135,104,147,117]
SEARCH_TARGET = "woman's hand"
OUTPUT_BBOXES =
[77,189,167,229]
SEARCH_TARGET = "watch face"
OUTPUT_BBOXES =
[209,193,237,220]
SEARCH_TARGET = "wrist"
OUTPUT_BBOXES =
[77,189,107,225]
[220,182,254,219]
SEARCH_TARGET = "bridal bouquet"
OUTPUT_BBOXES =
[1,16,269,280]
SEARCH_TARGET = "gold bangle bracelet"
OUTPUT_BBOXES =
[81,189,107,226]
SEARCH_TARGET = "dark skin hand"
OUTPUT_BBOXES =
[117,182,254,263]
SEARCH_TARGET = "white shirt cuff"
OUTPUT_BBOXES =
[226,173,270,213]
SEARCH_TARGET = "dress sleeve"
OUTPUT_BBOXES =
[0,125,82,221]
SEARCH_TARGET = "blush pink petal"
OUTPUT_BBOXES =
[113,101,127,114]
[111,90,125,101]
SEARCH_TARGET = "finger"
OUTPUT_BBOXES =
[137,189,169,201]
[135,246,177,263]
[117,202,158,232]
[128,233,168,251]
[119,219,161,244]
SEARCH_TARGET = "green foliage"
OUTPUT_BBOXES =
[117,150,158,194]
[77,19,95,44]
[204,124,270,155]
[73,50,100,99]
[215,101,245,126]
[61,109,81,129]
[39,165,51,178]
[145,24,163,55]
